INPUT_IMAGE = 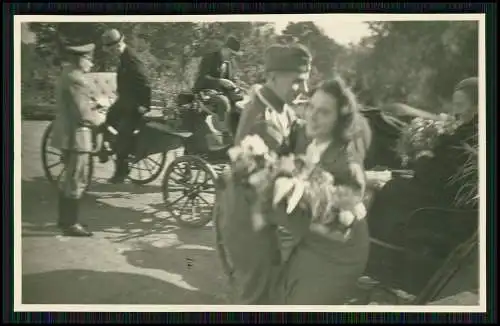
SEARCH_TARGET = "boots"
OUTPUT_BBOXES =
[57,193,93,237]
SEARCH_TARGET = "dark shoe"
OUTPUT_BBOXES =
[60,224,93,237]
[98,150,110,164]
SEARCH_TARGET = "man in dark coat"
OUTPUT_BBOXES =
[100,29,152,183]
[193,35,242,136]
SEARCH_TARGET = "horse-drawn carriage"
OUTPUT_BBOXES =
[41,72,246,227]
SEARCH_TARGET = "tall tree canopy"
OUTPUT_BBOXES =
[22,21,479,114]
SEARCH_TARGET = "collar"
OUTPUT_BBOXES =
[306,139,332,164]
[258,85,286,113]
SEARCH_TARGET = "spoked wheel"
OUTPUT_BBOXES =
[127,151,167,185]
[161,155,217,228]
[41,122,94,192]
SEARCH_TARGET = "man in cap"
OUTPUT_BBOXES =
[51,43,104,237]
[193,35,243,139]
[100,28,152,184]
[216,42,312,304]
[234,42,312,146]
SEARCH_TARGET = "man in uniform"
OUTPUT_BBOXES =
[51,43,105,237]
[217,42,312,304]
[193,35,243,136]
[100,28,152,184]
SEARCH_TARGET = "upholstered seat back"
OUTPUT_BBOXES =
[84,72,118,104]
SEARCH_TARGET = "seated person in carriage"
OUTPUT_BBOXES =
[366,77,479,247]
[192,35,244,140]
[99,29,152,184]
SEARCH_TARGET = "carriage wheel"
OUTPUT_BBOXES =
[41,122,94,192]
[127,151,167,185]
[161,155,217,228]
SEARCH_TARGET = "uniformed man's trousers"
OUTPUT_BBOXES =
[58,150,90,227]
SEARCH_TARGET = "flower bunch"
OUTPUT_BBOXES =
[227,134,367,237]
[396,113,461,166]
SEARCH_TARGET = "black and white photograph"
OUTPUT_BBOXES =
[14,14,485,312]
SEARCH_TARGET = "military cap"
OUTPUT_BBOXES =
[101,29,124,47]
[264,43,312,78]
[64,43,95,59]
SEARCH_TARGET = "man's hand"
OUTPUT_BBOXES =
[219,78,237,90]
[138,106,149,114]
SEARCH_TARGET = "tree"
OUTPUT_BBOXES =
[281,22,344,85]
[349,21,478,110]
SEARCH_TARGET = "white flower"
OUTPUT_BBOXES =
[240,134,269,156]
[227,146,243,162]
[338,210,356,226]
[353,202,367,220]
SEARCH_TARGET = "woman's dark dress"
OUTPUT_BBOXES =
[367,115,478,246]
[271,121,371,305]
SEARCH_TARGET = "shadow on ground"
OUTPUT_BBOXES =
[21,177,214,242]
[22,269,224,305]
[21,176,227,305]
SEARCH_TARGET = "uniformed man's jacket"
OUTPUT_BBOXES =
[51,66,104,152]
[116,47,151,110]
[234,84,297,148]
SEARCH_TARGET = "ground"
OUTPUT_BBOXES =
[21,120,228,305]
[19,121,479,306]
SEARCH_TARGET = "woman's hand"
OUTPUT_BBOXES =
[309,223,352,243]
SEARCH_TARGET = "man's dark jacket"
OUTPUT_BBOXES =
[193,50,233,92]
[109,47,151,124]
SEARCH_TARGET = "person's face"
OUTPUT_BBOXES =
[274,71,309,104]
[305,89,339,140]
[452,90,474,120]
[79,56,94,73]
[103,42,121,57]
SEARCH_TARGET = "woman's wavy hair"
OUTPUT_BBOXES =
[309,76,371,150]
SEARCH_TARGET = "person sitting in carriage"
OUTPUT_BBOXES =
[192,35,244,140]
[99,28,152,184]
[367,77,479,247]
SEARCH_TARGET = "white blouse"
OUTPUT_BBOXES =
[306,139,331,164]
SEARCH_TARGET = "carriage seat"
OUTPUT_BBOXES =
[176,91,196,106]
[84,72,118,109]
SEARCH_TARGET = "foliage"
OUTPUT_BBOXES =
[350,21,478,110]
[21,20,479,117]
[449,133,479,207]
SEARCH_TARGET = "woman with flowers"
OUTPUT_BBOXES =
[217,76,373,304]
[271,77,372,304]
[367,77,479,245]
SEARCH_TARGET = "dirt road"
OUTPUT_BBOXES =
[20,121,228,305]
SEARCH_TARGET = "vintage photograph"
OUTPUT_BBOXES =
[15,14,484,311]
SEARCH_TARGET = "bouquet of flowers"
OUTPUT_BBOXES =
[227,134,367,238]
[395,113,461,166]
